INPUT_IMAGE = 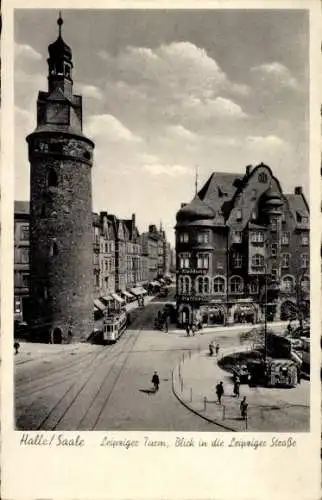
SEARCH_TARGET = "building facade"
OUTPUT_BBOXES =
[14,201,31,322]
[26,16,95,343]
[175,163,310,327]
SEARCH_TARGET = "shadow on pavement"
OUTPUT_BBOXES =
[139,388,156,395]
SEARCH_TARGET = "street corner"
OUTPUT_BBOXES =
[172,347,310,432]
[172,350,239,432]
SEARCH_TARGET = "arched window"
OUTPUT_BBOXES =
[196,276,203,294]
[281,275,294,292]
[183,276,191,294]
[203,277,210,294]
[213,276,225,294]
[251,254,264,268]
[301,275,310,293]
[48,168,58,188]
[230,276,244,293]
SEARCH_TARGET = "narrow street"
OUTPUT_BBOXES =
[16,295,240,431]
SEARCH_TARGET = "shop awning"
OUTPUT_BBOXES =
[111,293,125,304]
[130,287,147,296]
[122,290,134,299]
[101,295,113,303]
[94,299,106,312]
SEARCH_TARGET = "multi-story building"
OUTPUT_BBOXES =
[141,224,170,281]
[141,228,158,282]
[123,214,143,287]
[14,201,31,322]
[175,163,309,327]
[99,212,116,296]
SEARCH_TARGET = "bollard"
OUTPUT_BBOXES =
[182,353,185,363]
[222,405,226,420]
[189,350,191,359]
[190,388,192,402]
[180,378,183,392]
[203,396,207,411]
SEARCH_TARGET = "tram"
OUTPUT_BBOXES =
[103,311,128,344]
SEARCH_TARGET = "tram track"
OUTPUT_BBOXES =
[15,347,101,387]
[52,327,142,430]
[16,325,142,431]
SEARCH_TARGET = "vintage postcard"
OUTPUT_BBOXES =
[1,1,321,499]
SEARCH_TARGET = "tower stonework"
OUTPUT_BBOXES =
[27,15,94,343]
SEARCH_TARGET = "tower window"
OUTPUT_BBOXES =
[49,239,59,257]
[48,168,58,188]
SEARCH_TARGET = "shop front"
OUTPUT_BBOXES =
[200,303,226,326]
[230,302,258,324]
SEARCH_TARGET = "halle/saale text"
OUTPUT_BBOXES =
[20,433,85,447]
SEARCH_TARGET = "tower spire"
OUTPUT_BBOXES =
[57,11,63,37]
[195,165,199,195]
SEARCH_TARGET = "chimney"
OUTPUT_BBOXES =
[132,213,136,225]
[294,186,302,195]
[245,165,252,175]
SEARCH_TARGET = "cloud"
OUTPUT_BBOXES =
[142,163,191,177]
[78,84,104,101]
[15,43,42,61]
[165,124,198,141]
[86,114,142,143]
[245,135,287,149]
[251,62,300,90]
[100,41,248,127]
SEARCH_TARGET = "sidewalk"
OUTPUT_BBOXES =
[169,320,289,336]
[172,346,310,432]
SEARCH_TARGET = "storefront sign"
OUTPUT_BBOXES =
[176,269,208,275]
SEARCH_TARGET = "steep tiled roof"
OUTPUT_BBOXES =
[177,195,215,222]
[196,172,241,224]
[285,194,309,216]
[14,201,30,214]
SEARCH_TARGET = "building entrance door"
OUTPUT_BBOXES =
[52,327,63,344]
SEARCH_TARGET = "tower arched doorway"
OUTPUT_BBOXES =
[52,327,63,344]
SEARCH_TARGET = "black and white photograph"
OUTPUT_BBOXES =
[13,9,310,433]
[12,7,312,434]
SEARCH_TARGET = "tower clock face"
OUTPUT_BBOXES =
[47,102,69,124]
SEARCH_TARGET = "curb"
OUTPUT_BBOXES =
[171,365,236,432]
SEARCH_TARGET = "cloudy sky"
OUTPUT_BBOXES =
[14,9,309,245]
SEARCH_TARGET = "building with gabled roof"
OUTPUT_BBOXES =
[175,163,309,327]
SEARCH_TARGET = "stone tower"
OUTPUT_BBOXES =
[26,14,94,343]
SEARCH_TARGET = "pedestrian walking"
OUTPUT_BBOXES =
[186,324,190,336]
[215,343,220,356]
[240,396,248,420]
[209,342,214,356]
[216,381,224,404]
[191,323,196,336]
[14,341,20,355]
[287,321,292,335]
[233,377,240,398]
[164,318,168,333]
[152,371,160,392]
